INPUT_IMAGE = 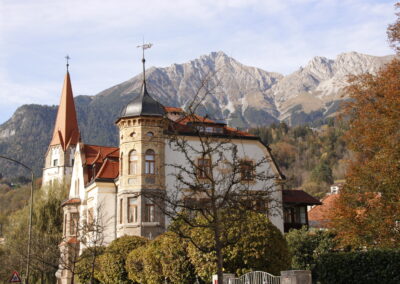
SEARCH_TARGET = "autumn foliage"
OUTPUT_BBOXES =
[331,30,400,247]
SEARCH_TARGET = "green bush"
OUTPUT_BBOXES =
[75,246,105,284]
[97,235,148,284]
[314,249,400,283]
[187,211,291,282]
[126,232,197,284]
[285,227,337,271]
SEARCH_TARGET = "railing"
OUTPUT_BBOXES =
[228,271,281,284]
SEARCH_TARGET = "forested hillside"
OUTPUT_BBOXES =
[251,119,349,198]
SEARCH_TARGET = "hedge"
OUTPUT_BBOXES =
[314,249,400,283]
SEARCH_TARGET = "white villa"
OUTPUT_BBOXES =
[45,59,287,284]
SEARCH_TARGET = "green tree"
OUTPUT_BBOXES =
[310,161,333,185]
[75,246,106,284]
[0,182,67,283]
[186,211,290,282]
[97,235,148,284]
[286,227,337,271]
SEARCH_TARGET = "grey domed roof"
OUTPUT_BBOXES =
[119,83,165,118]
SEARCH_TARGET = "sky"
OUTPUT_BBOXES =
[0,0,397,124]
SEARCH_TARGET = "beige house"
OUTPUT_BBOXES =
[48,62,286,283]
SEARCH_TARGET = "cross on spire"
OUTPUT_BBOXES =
[65,55,70,71]
[136,43,153,84]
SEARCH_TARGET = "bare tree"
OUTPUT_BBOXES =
[58,203,109,284]
[146,72,283,283]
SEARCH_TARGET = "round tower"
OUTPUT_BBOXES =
[115,64,166,239]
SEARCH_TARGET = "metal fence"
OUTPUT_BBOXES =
[228,271,281,284]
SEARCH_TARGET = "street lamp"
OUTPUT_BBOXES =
[0,155,34,284]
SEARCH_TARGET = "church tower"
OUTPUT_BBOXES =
[43,66,80,186]
[115,47,166,239]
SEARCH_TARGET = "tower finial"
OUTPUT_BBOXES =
[65,55,70,71]
[136,42,153,87]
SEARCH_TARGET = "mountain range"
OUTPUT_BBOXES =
[0,51,394,177]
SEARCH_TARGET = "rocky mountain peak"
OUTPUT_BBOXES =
[0,50,395,177]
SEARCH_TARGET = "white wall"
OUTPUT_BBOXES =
[164,137,284,233]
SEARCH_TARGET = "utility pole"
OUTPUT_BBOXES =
[0,155,34,284]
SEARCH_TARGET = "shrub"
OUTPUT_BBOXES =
[126,232,197,284]
[97,235,148,284]
[75,246,105,284]
[285,227,337,271]
[187,211,291,282]
[314,249,400,283]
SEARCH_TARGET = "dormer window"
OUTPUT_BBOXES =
[145,149,155,174]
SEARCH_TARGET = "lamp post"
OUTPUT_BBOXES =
[0,155,34,284]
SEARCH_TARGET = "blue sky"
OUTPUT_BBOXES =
[0,0,397,124]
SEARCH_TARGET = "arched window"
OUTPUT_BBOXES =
[145,149,155,174]
[129,150,138,175]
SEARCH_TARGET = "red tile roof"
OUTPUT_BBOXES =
[61,198,81,206]
[83,144,119,165]
[164,107,256,138]
[282,190,321,205]
[164,106,184,113]
[83,144,119,183]
[95,158,119,180]
[308,193,339,228]
[66,237,79,244]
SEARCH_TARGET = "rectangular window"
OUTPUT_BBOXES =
[119,199,123,224]
[284,208,292,223]
[300,207,307,224]
[53,159,58,166]
[198,158,211,179]
[88,208,94,229]
[145,204,155,222]
[205,127,214,133]
[130,160,138,175]
[127,197,138,223]
[70,213,79,235]
[145,161,155,174]
[240,160,254,181]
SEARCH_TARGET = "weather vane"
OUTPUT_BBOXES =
[65,55,70,71]
[136,42,153,81]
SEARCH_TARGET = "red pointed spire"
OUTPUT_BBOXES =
[49,71,80,151]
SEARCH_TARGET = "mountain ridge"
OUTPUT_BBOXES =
[0,50,394,177]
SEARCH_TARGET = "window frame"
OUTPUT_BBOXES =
[70,213,79,236]
[197,158,212,179]
[145,149,156,175]
[129,150,138,175]
[127,197,138,223]
[119,198,123,224]
[144,203,155,222]
[240,160,255,181]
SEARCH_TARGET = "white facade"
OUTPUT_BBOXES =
[42,145,75,186]
[164,137,284,232]
[63,136,284,252]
